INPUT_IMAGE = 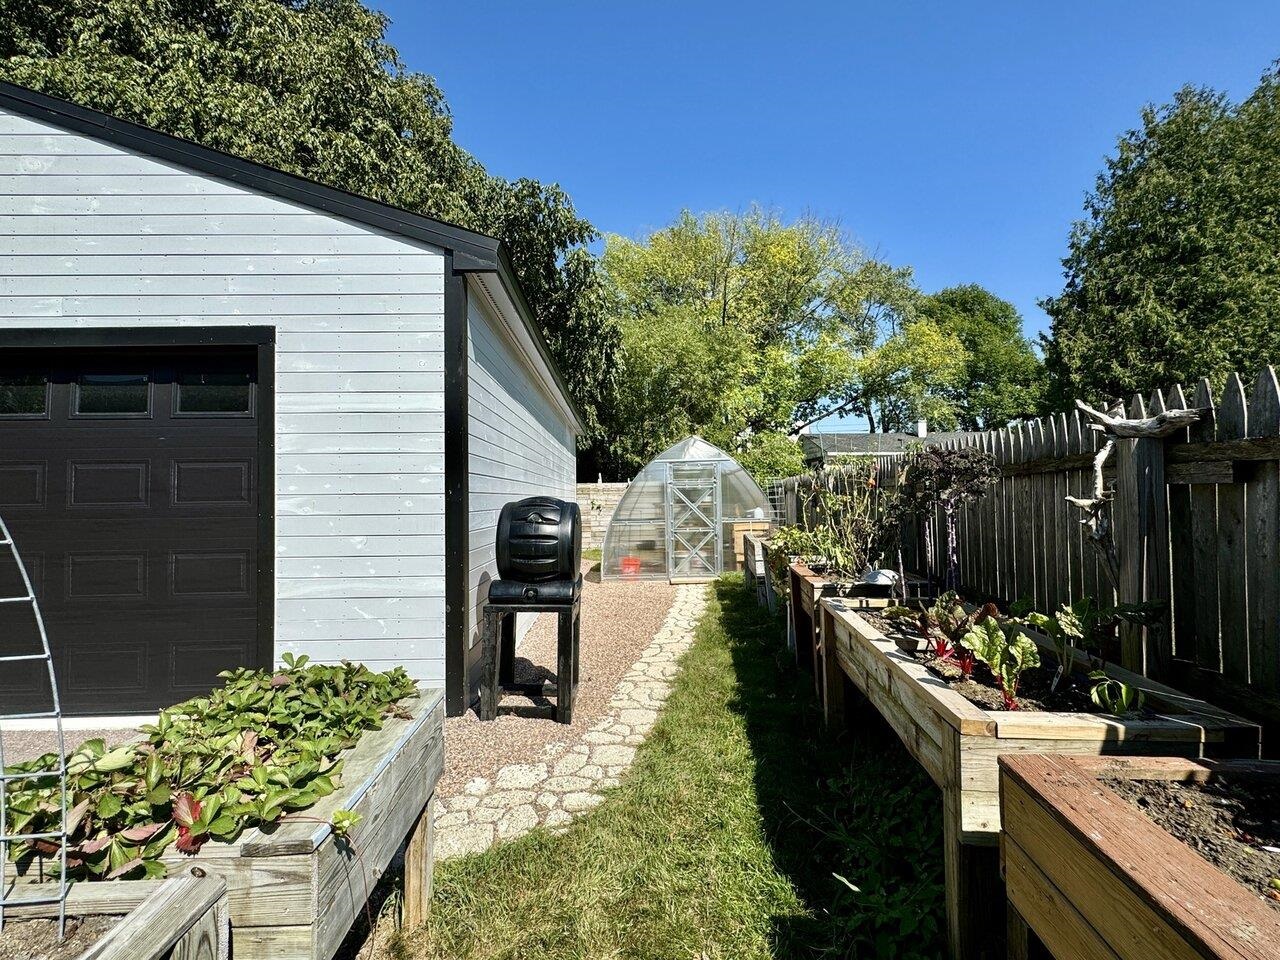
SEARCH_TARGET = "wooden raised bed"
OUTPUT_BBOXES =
[80,866,229,960]
[820,598,1261,960]
[1000,755,1280,960]
[6,687,444,960]
[742,532,768,609]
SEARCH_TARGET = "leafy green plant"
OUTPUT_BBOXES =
[1088,671,1145,714]
[1020,596,1165,703]
[794,462,904,582]
[918,592,997,675]
[960,619,1041,710]
[1024,605,1085,691]
[3,653,416,881]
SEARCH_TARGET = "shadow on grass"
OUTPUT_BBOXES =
[712,578,946,959]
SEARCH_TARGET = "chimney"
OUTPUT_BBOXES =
[916,419,927,438]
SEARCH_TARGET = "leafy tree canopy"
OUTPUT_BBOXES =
[592,209,926,479]
[1041,65,1280,405]
[918,284,1043,429]
[591,211,1041,480]
[0,0,619,436]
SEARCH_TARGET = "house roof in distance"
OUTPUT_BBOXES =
[800,431,973,463]
[0,80,586,432]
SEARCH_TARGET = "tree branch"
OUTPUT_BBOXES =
[1065,399,1205,596]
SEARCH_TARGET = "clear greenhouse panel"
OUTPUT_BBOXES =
[601,435,773,581]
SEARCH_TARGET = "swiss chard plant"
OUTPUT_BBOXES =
[1019,597,1163,709]
[960,618,1041,710]
[918,592,997,676]
[3,653,416,881]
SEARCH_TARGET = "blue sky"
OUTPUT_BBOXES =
[373,1,1278,345]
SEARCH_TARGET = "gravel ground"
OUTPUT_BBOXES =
[436,562,678,797]
[2,728,137,765]
[0,916,119,960]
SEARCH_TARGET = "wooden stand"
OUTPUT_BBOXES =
[480,590,581,724]
[821,598,1261,960]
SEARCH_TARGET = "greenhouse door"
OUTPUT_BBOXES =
[666,460,721,579]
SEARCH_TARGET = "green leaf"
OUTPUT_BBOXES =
[96,794,123,820]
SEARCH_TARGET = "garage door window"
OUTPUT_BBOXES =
[176,371,253,415]
[0,373,48,418]
[75,373,150,416]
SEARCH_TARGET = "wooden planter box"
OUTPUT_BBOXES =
[6,687,444,960]
[789,561,834,678]
[820,598,1261,960]
[1000,755,1280,960]
[79,866,229,960]
[742,532,768,608]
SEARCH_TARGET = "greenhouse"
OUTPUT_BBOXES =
[601,436,773,581]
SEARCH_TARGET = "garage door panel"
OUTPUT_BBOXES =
[62,639,148,697]
[0,461,46,506]
[65,551,148,600]
[172,459,251,505]
[168,633,256,695]
[67,459,150,506]
[170,550,252,598]
[0,346,263,715]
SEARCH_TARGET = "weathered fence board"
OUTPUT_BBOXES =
[1246,368,1280,699]
[777,369,1280,731]
[920,369,1277,728]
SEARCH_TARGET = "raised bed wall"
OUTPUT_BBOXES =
[1000,755,1280,960]
[919,368,1280,740]
[821,598,1261,960]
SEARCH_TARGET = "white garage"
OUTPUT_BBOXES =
[0,81,581,716]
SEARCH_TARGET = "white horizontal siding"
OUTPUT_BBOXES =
[466,292,577,657]
[0,107,446,684]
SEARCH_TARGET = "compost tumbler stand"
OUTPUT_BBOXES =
[479,581,581,724]
[0,516,69,937]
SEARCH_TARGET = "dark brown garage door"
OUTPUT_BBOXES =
[0,347,264,716]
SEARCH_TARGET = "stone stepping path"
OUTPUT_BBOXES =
[433,583,708,859]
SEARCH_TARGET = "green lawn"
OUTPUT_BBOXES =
[396,577,944,960]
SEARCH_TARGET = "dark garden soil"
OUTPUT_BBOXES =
[0,915,118,960]
[862,610,1106,713]
[1110,777,1280,910]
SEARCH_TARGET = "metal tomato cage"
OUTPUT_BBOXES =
[601,437,772,583]
[0,515,69,937]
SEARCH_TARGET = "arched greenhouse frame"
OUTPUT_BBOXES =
[601,436,772,581]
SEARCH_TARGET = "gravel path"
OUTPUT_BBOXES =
[433,583,707,858]
[2,728,136,765]
[435,563,677,799]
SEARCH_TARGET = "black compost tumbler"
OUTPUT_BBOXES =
[480,496,583,722]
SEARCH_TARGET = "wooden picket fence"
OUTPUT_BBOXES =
[925,368,1280,731]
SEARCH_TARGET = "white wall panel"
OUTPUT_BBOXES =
[0,106,446,683]
[465,292,577,662]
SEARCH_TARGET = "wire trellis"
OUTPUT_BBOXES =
[0,515,69,938]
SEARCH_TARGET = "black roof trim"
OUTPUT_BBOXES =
[0,81,587,429]
[454,245,588,432]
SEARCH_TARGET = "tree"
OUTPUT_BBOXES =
[1041,65,1280,406]
[918,285,1043,428]
[0,0,619,436]
[591,208,939,479]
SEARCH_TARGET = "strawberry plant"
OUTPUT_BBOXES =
[3,653,416,881]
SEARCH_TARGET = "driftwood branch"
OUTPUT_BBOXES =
[1065,399,1205,596]
[1075,399,1206,438]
